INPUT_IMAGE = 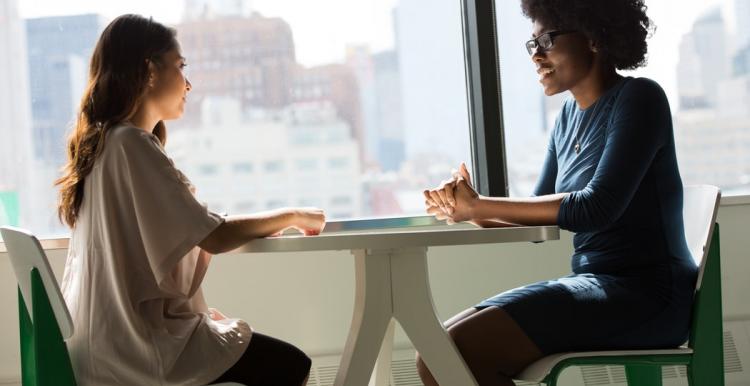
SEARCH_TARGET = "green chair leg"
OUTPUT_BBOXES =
[625,364,662,386]
[19,288,37,386]
[19,269,77,386]
[543,365,565,386]
[687,225,724,385]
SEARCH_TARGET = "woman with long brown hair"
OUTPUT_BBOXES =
[57,14,322,385]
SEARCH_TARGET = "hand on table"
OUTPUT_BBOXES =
[424,162,479,224]
[291,207,326,236]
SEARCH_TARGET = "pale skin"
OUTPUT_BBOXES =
[129,45,319,385]
[416,20,625,386]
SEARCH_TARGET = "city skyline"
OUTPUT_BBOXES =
[18,0,398,68]
[3,0,750,237]
[17,0,740,107]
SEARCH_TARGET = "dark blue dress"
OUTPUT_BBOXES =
[476,77,698,354]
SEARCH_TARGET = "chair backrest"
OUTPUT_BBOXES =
[1,226,74,339]
[681,185,721,291]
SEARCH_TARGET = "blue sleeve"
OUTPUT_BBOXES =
[532,129,558,197]
[557,79,670,232]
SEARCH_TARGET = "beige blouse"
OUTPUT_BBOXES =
[61,124,251,385]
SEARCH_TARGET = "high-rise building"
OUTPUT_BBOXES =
[177,13,298,125]
[736,0,750,50]
[673,6,750,193]
[183,0,253,21]
[677,8,728,110]
[495,0,551,196]
[345,45,378,164]
[25,14,105,167]
[0,0,34,228]
[733,45,750,76]
[291,63,364,164]
[371,50,405,172]
[733,3,750,81]
[177,12,366,165]
[168,99,362,220]
[394,0,470,165]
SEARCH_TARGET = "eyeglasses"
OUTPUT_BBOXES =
[525,30,577,55]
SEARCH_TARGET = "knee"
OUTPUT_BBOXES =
[295,349,312,375]
[447,322,471,352]
[287,345,312,382]
[415,352,426,374]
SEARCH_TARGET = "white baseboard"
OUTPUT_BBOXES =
[1,319,746,386]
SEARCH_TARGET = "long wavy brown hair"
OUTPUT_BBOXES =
[56,14,178,227]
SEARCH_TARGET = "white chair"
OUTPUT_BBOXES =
[0,226,244,386]
[514,185,724,386]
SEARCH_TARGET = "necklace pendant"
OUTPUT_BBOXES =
[575,143,580,154]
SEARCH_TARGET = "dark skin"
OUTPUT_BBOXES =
[416,20,624,386]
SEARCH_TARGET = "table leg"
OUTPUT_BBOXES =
[369,319,395,386]
[334,249,394,386]
[390,247,479,386]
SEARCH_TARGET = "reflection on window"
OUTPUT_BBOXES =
[328,157,349,169]
[264,160,285,173]
[232,162,253,174]
[294,158,318,171]
[198,164,219,176]
[331,196,353,206]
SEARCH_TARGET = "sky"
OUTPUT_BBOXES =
[17,0,399,67]
[17,0,739,107]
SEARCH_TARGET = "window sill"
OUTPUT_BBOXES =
[2,194,750,253]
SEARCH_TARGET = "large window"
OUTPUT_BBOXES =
[3,0,749,240]
[497,0,750,197]
[0,0,474,237]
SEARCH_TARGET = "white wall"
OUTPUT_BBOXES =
[1,200,749,383]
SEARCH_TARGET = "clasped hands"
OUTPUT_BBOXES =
[423,162,480,225]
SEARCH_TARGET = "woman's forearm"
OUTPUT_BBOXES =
[470,193,568,226]
[199,209,296,254]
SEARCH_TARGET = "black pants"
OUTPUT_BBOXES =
[209,332,311,386]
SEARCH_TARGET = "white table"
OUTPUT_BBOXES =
[233,224,560,386]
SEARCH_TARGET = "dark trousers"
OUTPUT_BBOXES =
[209,332,311,386]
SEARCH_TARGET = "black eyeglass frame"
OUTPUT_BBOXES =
[525,30,577,55]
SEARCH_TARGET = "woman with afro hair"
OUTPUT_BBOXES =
[420,1,697,385]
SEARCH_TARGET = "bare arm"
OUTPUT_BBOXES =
[469,193,568,226]
[199,208,324,254]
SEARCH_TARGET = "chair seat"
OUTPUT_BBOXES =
[515,347,694,382]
